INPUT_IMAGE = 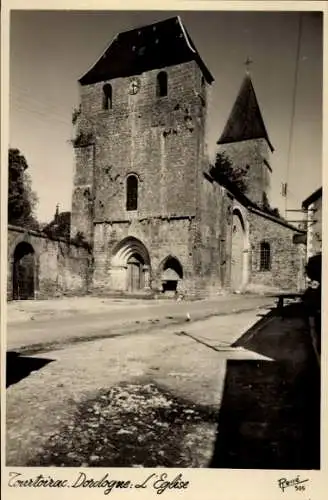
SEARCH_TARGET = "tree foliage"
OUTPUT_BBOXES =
[211,152,247,194]
[8,148,39,230]
[42,211,71,241]
[71,131,94,148]
[211,152,282,218]
[72,105,81,126]
[262,191,281,219]
[70,231,92,253]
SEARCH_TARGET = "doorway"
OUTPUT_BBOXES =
[127,254,144,292]
[13,242,35,300]
[230,210,246,292]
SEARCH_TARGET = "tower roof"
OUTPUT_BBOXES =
[217,74,274,152]
[79,16,214,86]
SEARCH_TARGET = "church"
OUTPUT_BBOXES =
[70,15,306,297]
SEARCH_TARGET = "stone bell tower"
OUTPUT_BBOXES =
[71,16,215,294]
[217,73,274,207]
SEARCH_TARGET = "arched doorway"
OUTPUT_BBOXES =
[230,209,247,292]
[160,256,183,293]
[111,237,151,292]
[127,254,144,291]
[12,242,35,300]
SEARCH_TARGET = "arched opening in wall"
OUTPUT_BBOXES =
[12,242,35,300]
[111,236,151,292]
[260,241,271,271]
[230,209,247,292]
[102,83,112,110]
[160,256,183,294]
[156,71,168,97]
[127,254,145,291]
[126,175,138,211]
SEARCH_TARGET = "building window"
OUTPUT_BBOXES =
[103,83,112,110]
[260,241,271,271]
[126,175,138,211]
[156,71,168,97]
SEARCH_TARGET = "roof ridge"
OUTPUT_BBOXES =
[79,16,214,85]
[118,16,179,35]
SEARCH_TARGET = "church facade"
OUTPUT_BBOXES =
[70,16,306,297]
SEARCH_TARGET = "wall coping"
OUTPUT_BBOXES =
[8,224,87,248]
[248,207,306,233]
[204,171,305,234]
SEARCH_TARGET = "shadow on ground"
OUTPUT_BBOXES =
[210,304,320,469]
[6,351,54,388]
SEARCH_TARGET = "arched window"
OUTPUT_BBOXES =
[102,83,112,110]
[156,71,168,97]
[126,175,138,211]
[260,241,271,271]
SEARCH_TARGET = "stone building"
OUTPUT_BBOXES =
[302,187,322,260]
[70,15,306,297]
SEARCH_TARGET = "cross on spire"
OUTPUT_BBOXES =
[54,204,60,223]
[244,56,253,74]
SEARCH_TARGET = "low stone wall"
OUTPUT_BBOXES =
[7,225,91,300]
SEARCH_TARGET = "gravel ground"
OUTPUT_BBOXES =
[7,305,319,469]
[27,382,218,468]
[7,311,265,467]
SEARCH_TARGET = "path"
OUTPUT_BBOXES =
[7,295,273,352]
[6,302,320,469]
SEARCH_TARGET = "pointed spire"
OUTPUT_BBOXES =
[217,73,274,152]
[55,204,59,223]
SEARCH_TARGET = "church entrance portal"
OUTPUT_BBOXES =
[230,210,247,292]
[13,242,35,300]
[127,254,145,292]
[111,237,151,292]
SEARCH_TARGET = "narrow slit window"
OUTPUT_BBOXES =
[126,175,138,211]
[260,241,271,271]
[156,71,168,97]
[103,83,112,110]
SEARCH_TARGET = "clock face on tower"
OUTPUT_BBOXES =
[129,78,141,95]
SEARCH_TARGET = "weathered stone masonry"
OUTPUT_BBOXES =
[7,16,307,301]
[71,17,217,296]
[68,16,306,297]
[8,225,91,300]
[67,15,306,297]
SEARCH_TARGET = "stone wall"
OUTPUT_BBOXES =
[8,226,91,300]
[247,210,306,293]
[74,59,211,296]
[192,174,233,296]
[71,145,95,242]
[69,38,306,299]
[92,218,195,294]
[72,60,206,228]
